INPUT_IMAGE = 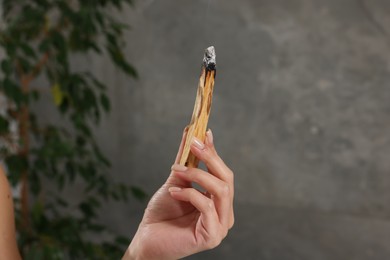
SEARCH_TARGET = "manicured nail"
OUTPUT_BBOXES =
[206,129,213,145]
[171,164,187,172]
[192,137,205,150]
[169,187,182,192]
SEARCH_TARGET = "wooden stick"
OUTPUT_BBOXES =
[179,46,216,168]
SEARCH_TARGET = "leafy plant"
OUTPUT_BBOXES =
[0,0,146,258]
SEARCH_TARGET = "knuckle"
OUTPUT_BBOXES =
[188,189,197,202]
[217,183,230,197]
[226,170,234,182]
[205,226,228,250]
[206,138,215,150]
[207,199,215,212]
[186,171,195,181]
[221,228,228,239]
[202,147,215,162]
[206,237,222,250]
[229,215,235,229]
[190,171,200,182]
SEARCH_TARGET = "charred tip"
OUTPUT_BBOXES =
[203,46,216,71]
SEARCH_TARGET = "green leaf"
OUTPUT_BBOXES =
[100,94,110,112]
[92,144,111,167]
[17,56,32,74]
[5,155,28,185]
[2,0,142,257]
[51,83,64,106]
[30,170,42,195]
[25,245,44,260]
[110,22,130,35]
[110,49,137,77]
[94,11,105,27]
[88,223,105,232]
[33,158,47,172]
[79,123,92,137]
[30,90,40,101]
[79,202,96,218]
[2,78,27,106]
[87,197,101,208]
[83,88,97,110]
[65,161,76,183]
[20,43,37,58]
[0,115,10,134]
[38,38,51,52]
[115,236,130,246]
[51,31,66,51]
[31,201,44,225]
[55,197,69,208]
[1,59,12,74]
[130,186,147,201]
[57,174,65,190]
[35,0,51,9]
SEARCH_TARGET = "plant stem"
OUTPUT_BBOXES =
[16,52,49,230]
[28,52,49,82]
[19,74,31,230]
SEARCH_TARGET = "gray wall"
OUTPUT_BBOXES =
[55,0,390,259]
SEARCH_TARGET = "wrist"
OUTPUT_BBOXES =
[122,233,142,260]
[122,246,137,260]
[122,238,141,260]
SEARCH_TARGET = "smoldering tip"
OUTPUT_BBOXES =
[203,46,216,71]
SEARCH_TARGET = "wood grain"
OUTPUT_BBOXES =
[179,46,216,168]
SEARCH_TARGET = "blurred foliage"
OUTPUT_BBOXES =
[0,0,146,258]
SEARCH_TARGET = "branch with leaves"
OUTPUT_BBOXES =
[0,0,145,258]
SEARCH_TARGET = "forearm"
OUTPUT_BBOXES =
[122,230,144,260]
[0,167,22,260]
[122,241,138,260]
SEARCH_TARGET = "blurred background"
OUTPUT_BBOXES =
[95,0,390,259]
[2,0,390,259]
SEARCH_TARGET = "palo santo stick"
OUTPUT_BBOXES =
[179,46,217,168]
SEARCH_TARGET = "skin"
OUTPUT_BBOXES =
[123,129,235,260]
[0,128,233,259]
[0,167,22,260]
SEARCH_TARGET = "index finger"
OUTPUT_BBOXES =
[190,130,234,184]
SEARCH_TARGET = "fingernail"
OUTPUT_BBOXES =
[192,137,205,150]
[206,129,213,145]
[171,164,187,172]
[169,187,182,192]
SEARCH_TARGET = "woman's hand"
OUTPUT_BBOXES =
[123,129,234,260]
